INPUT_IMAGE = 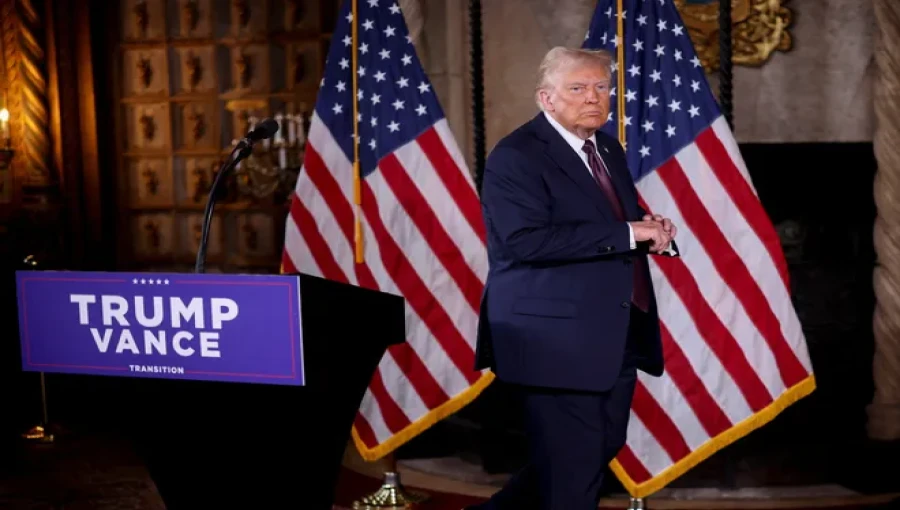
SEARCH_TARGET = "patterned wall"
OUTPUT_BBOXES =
[114,0,338,273]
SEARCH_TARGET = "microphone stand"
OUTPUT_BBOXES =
[194,140,254,274]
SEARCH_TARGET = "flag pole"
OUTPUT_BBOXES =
[469,0,486,195]
[615,3,644,508]
[351,0,364,264]
[615,0,626,149]
[719,0,734,130]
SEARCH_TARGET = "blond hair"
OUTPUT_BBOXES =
[534,47,613,109]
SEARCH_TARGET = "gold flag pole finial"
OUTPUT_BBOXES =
[351,0,364,263]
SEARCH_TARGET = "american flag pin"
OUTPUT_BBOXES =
[603,146,609,153]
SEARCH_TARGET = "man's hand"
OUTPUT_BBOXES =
[630,218,674,253]
[643,214,677,240]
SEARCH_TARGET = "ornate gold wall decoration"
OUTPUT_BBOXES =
[1,0,20,202]
[674,0,792,73]
[1,0,51,188]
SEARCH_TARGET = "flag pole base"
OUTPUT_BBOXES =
[21,425,54,444]
[351,471,429,509]
[22,372,55,444]
[628,497,645,509]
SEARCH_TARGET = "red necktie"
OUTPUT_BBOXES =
[582,139,651,312]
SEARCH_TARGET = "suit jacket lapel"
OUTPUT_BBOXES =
[594,136,641,220]
[529,114,619,219]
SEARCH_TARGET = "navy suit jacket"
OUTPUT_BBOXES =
[475,112,677,393]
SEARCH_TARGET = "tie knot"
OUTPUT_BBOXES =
[582,139,596,154]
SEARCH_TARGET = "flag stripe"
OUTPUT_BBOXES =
[286,146,426,440]
[651,254,773,411]
[615,445,653,483]
[416,124,487,243]
[378,152,484,312]
[365,167,481,381]
[626,413,672,477]
[281,218,307,275]
[658,321,733,437]
[434,120,480,196]
[647,250,755,424]
[656,156,809,388]
[694,126,790,288]
[307,122,469,403]
[301,137,357,251]
[353,412,379,448]
[359,389,394,443]
[302,142,458,411]
[380,348,431,425]
[639,180,788,402]
[677,134,809,376]
[360,180,482,385]
[631,382,692,463]
[367,367,414,433]
[289,196,415,438]
[394,135,487,283]
[639,186,773,411]
[355,199,472,401]
[711,117,755,190]
[387,342,451,408]
[298,148,361,285]
[638,369,713,452]
[289,196,348,283]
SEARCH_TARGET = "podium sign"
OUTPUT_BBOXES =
[15,270,304,386]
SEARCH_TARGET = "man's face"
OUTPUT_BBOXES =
[540,62,611,136]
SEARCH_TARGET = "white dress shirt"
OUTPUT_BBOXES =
[543,112,637,250]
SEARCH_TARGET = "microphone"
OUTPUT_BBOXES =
[194,118,280,273]
[236,117,280,147]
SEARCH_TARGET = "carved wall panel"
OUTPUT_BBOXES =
[171,45,219,94]
[172,0,214,39]
[127,157,174,208]
[124,102,171,152]
[182,212,223,259]
[229,0,267,38]
[123,48,169,97]
[114,0,336,272]
[174,101,217,150]
[132,212,176,260]
[122,0,167,42]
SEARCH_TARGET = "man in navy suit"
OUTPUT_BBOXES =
[471,47,679,510]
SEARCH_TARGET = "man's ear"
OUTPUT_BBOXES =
[539,90,554,112]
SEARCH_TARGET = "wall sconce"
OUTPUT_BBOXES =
[0,108,13,171]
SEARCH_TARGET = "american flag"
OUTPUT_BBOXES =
[281,0,491,460]
[583,0,816,497]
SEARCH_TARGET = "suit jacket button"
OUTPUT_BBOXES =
[621,301,630,308]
